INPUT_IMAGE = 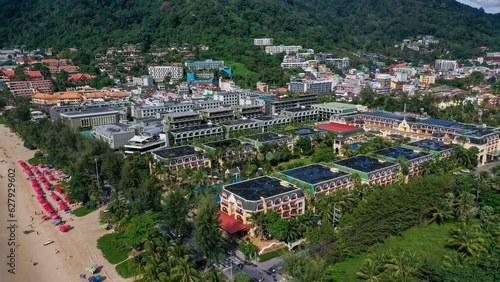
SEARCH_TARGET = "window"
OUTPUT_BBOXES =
[298,202,303,208]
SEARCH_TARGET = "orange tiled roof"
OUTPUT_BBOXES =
[58,92,82,99]
[32,93,59,99]
[1,70,15,77]
[109,91,128,97]
[42,59,58,63]
[85,92,105,98]
[59,66,76,69]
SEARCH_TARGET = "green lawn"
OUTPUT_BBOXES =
[258,247,288,262]
[0,116,5,124]
[73,206,98,217]
[277,156,313,169]
[115,258,134,279]
[97,233,132,264]
[333,222,454,281]
[27,156,44,166]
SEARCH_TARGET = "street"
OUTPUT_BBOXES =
[222,256,286,282]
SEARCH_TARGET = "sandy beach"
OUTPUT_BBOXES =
[0,124,132,282]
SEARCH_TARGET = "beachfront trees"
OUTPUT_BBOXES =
[68,171,95,203]
[121,212,161,249]
[162,186,189,237]
[170,256,202,282]
[193,195,224,262]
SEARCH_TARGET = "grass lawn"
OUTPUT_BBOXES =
[277,156,313,169]
[97,233,132,264]
[333,222,454,281]
[0,116,5,124]
[258,247,288,262]
[27,156,44,166]
[115,258,134,279]
[73,206,98,217]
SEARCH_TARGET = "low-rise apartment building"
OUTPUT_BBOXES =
[163,111,202,130]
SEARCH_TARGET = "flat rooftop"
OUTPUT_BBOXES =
[418,119,457,127]
[221,119,258,126]
[460,129,496,138]
[163,111,199,117]
[152,145,197,158]
[203,139,250,150]
[316,122,363,132]
[335,155,397,173]
[283,107,314,112]
[404,139,454,152]
[374,146,432,161]
[232,105,263,109]
[449,123,478,131]
[313,102,358,110]
[282,164,350,185]
[224,176,297,201]
[363,111,414,121]
[244,133,290,143]
[60,107,122,118]
[199,107,232,113]
[253,115,288,121]
[291,127,325,136]
[169,124,221,133]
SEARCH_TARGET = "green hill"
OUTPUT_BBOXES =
[1,0,500,57]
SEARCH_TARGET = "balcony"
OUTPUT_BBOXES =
[282,206,290,211]
[221,201,228,207]
[290,203,298,208]
[291,210,298,216]
[235,209,243,215]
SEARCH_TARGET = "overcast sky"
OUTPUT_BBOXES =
[455,0,500,13]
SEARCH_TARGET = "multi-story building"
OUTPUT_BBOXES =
[152,145,209,172]
[168,124,224,143]
[401,139,455,159]
[261,93,318,115]
[132,75,154,86]
[148,66,184,82]
[124,126,168,154]
[252,115,292,131]
[31,92,83,106]
[325,57,350,69]
[288,79,336,94]
[203,139,255,163]
[199,107,235,124]
[194,100,221,110]
[213,92,240,106]
[231,105,265,119]
[220,176,306,235]
[60,107,127,129]
[265,45,302,55]
[335,83,361,95]
[419,74,436,84]
[312,102,359,120]
[254,38,274,45]
[185,60,225,71]
[435,60,458,72]
[242,132,293,148]
[334,155,400,187]
[49,105,85,120]
[220,119,261,138]
[373,146,434,178]
[377,74,392,88]
[163,111,202,130]
[282,107,319,122]
[132,103,195,118]
[282,164,352,195]
[92,123,135,150]
[6,80,52,97]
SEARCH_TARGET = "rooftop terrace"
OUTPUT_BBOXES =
[169,124,221,133]
[152,145,198,158]
[335,155,397,173]
[203,139,249,150]
[282,164,350,185]
[374,146,432,161]
[244,132,290,143]
[224,176,297,201]
[404,139,454,152]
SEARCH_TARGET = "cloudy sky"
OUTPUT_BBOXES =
[455,0,500,13]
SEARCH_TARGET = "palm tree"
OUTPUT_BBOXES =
[356,259,382,282]
[455,191,476,217]
[170,256,202,282]
[384,250,421,280]
[143,253,170,282]
[205,267,224,282]
[351,173,362,189]
[428,200,454,226]
[129,252,148,280]
[442,251,468,269]
[448,218,485,256]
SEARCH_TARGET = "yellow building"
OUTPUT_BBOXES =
[420,75,436,84]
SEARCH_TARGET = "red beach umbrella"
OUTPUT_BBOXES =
[55,187,62,193]
[50,214,58,219]
[41,215,47,219]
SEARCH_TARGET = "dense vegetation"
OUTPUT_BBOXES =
[2,0,500,59]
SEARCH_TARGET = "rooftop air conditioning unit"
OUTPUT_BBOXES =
[330,168,340,173]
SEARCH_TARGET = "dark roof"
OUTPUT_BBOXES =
[460,129,496,138]
[169,124,221,133]
[367,130,382,135]
[374,146,433,161]
[282,164,350,185]
[363,111,415,121]
[419,119,458,127]
[152,145,197,159]
[203,139,249,150]
[449,123,478,131]
[244,133,291,143]
[335,155,397,173]
[220,119,258,126]
[283,107,313,112]
[224,176,299,201]
[388,134,404,139]
[405,139,454,152]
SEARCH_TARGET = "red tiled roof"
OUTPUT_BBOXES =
[217,211,251,234]
[316,122,361,132]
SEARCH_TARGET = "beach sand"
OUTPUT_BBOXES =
[0,124,132,281]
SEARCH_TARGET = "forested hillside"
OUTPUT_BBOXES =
[1,0,500,57]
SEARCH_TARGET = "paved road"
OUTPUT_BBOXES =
[474,160,500,175]
[222,256,285,282]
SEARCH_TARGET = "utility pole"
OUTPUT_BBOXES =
[95,158,100,187]
[333,203,341,226]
